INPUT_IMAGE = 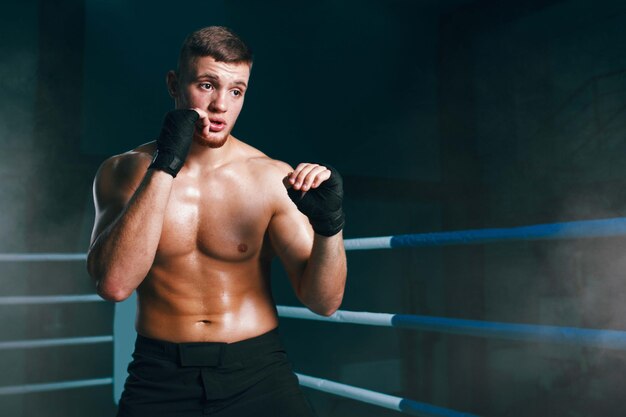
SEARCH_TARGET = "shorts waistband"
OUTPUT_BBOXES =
[134,328,283,367]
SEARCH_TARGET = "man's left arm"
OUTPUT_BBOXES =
[268,163,347,316]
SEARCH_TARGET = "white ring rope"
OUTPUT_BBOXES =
[344,236,393,250]
[298,373,401,410]
[0,253,86,262]
[0,336,113,350]
[0,378,113,395]
[0,295,104,305]
[279,305,394,326]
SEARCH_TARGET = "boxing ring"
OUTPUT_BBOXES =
[3,217,626,416]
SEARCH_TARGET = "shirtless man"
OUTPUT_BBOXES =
[86,26,347,416]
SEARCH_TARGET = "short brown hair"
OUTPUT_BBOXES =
[177,26,253,78]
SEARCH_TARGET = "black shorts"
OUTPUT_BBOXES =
[116,328,316,417]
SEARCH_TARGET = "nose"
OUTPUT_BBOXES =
[209,91,227,113]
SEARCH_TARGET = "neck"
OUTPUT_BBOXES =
[184,135,237,172]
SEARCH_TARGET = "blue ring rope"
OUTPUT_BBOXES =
[344,217,626,250]
[392,217,626,247]
[390,314,626,349]
[277,306,626,350]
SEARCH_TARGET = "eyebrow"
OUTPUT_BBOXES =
[197,73,248,88]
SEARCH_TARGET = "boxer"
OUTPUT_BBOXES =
[87,26,347,417]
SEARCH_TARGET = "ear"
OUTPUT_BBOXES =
[166,70,178,98]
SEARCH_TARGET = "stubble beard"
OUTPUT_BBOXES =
[193,131,229,149]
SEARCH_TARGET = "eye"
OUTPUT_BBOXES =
[231,89,243,97]
[200,83,213,90]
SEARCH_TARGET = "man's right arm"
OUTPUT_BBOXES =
[87,109,199,301]
[87,152,174,302]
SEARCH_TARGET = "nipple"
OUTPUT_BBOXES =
[237,243,248,253]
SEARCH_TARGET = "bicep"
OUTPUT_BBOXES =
[268,200,314,287]
[90,197,124,246]
[89,156,145,245]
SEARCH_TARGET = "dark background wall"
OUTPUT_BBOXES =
[2,0,626,416]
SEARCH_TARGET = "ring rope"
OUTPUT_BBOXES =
[0,295,104,305]
[277,306,626,350]
[0,253,86,262]
[0,378,113,396]
[344,217,626,250]
[1,217,625,261]
[0,336,113,350]
[296,373,479,417]
[3,218,625,408]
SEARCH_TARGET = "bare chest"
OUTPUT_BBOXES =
[156,174,273,262]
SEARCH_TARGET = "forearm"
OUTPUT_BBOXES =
[87,169,173,300]
[297,231,347,316]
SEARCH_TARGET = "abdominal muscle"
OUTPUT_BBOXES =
[134,252,279,344]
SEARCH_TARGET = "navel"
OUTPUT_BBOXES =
[237,243,248,253]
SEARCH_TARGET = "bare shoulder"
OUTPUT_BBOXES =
[98,142,154,173]
[96,142,154,180]
[94,142,156,199]
[247,155,292,188]
[232,139,292,184]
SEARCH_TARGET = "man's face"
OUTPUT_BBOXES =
[170,56,250,148]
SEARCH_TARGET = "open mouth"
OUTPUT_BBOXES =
[209,118,226,132]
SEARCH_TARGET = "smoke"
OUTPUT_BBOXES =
[0,44,39,252]
[488,192,626,416]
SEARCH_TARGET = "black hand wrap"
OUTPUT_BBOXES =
[287,164,345,237]
[148,109,199,177]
